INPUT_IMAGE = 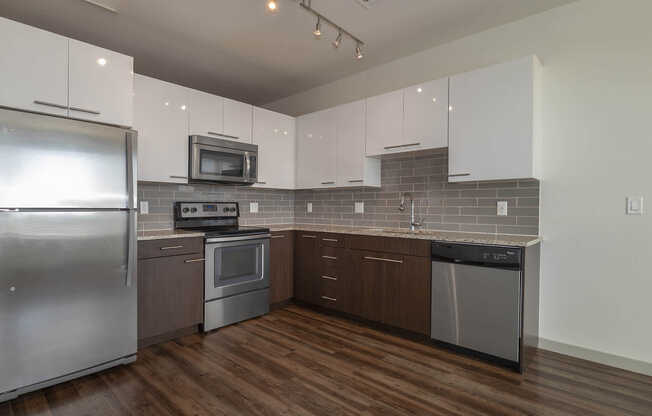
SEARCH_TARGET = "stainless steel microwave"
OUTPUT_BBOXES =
[189,135,258,184]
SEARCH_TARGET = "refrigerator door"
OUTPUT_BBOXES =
[0,210,137,395]
[0,107,130,208]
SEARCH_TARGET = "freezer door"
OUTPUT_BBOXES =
[0,211,137,395]
[0,107,131,208]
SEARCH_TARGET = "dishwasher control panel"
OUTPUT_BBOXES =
[431,242,521,268]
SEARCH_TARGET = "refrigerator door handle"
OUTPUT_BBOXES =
[126,209,137,287]
[126,131,138,210]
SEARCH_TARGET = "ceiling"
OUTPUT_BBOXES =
[0,0,574,105]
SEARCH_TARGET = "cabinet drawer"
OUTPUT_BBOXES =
[138,237,204,259]
[320,246,342,263]
[346,235,430,257]
[320,233,344,247]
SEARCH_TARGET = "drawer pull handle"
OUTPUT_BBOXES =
[384,142,420,150]
[364,256,403,264]
[184,258,205,263]
[348,179,363,183]
[322,255,337,260]
[33,100,68,110]
[69,106,101,115]
[321,296,337,302]
[448,173,471,177]
[321,181,335,185]
[170,175,188,179]
[302,235,317,239]
[322,238,338,242]
[321,275,337,281]
[271,235,286,239]
[160,245,184,250]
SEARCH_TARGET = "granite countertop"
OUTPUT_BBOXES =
[138,224,540,247]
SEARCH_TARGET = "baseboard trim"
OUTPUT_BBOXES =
[538,337,652,377]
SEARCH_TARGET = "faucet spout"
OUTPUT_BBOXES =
[399,192,420,231]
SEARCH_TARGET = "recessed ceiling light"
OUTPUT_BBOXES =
[267,0,278,12]
[97,57,107,66]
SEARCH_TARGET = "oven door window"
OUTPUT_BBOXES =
[213,243,262,288]
[199,149,245,178]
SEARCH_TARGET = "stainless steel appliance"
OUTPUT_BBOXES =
[0,107,137,402]
[174,202,270,331]
[431,242,522,367]
[189,135,258,184]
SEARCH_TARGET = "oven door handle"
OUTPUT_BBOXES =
[205,233,271,244]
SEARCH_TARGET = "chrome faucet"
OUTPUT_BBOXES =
[398,192,421,232]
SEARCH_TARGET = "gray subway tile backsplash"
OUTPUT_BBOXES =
[138,148,539,236]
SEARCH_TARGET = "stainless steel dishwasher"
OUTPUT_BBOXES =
[431,242,522,365]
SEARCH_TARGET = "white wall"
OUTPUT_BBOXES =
[266,0,652,371]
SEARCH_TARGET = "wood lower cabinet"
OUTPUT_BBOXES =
[294,232,320,303]
[270,231,294,305]
[137,238,204,347]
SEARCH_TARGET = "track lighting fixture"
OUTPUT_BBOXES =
[332,31,343,48]
[355,43,364,59]
[313,16,322,38]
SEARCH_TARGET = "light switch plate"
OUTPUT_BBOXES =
[355,202,364,214]
[497,200,508,216]
[249,202,259,213]
[139,201,149,215]
[626,196,644,215]
[307,202,313,213]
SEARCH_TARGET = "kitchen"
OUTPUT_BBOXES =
[1,0,652,415]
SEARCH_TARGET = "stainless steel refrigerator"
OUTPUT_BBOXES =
[0,107,137,402]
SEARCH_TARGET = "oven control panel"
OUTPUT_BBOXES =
[176,202,239,218]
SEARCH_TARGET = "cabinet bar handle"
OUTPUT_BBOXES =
[69,106,101,115]
[170,175,188,179]
[363,256,403,264]
[448,173,471,177]
[322,255,337,260]
[302,235,317,239]
[256,181,267,184]
[348,179,364,183]
[33,100,68,110]
[208,131,239,140]
[321,275,337,281]
[160,245,184,250]
[322,238,338,242]
[384,142,421,150]
[184,258,205,263]
[321,181,335,185]
[271,235,286,239]
[321,296,337,302]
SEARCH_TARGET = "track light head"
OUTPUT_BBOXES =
[355,43,364,59]
[332,31,343,48]
[313,16,322,38]
[267,0,278,12]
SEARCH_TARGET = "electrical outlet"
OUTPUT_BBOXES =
[249,202,259,213]
[139,201,149,215]
[497,201,508,216]
[307,202,313,213]
[626,196,644,215]
[355,202,364,214]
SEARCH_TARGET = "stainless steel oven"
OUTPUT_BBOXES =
[189,135,258,184]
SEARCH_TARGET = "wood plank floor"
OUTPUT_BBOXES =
[2,305,652,416]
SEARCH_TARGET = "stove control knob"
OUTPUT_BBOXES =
[223,207,229,213]
[190,207,197,213]
[231,207,237,212]
[182,207,189,213]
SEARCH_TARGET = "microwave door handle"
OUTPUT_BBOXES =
[245,153,251,179]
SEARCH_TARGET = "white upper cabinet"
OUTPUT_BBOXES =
[449,56,541,182]
[0,17,68,116]
[134,74,189,184]
[252,107,296,189]
[223,98,253,143]
[335,100,380,188]
[403,77,449,151]
[68,39,134,127]
[296,108,337,189]
[365,90,404,156]
[187,88,223,138]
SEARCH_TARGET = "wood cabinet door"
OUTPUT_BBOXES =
[68,39,134,127]
[293,232,319,303]
[0,17,68,117]
[138,253,204,341]
[270,231,294,304]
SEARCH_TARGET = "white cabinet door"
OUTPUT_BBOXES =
[296,108,336,189]
[365,89,404,156]
[0,17,68,116]
[335,100,379,187]
[223,98,252,143]
[403,77,449,150]
[68,39,133,127]
[187,88,223,138]
[134,74,189,183]
[449,56,539,182]
[252,107,295,189]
